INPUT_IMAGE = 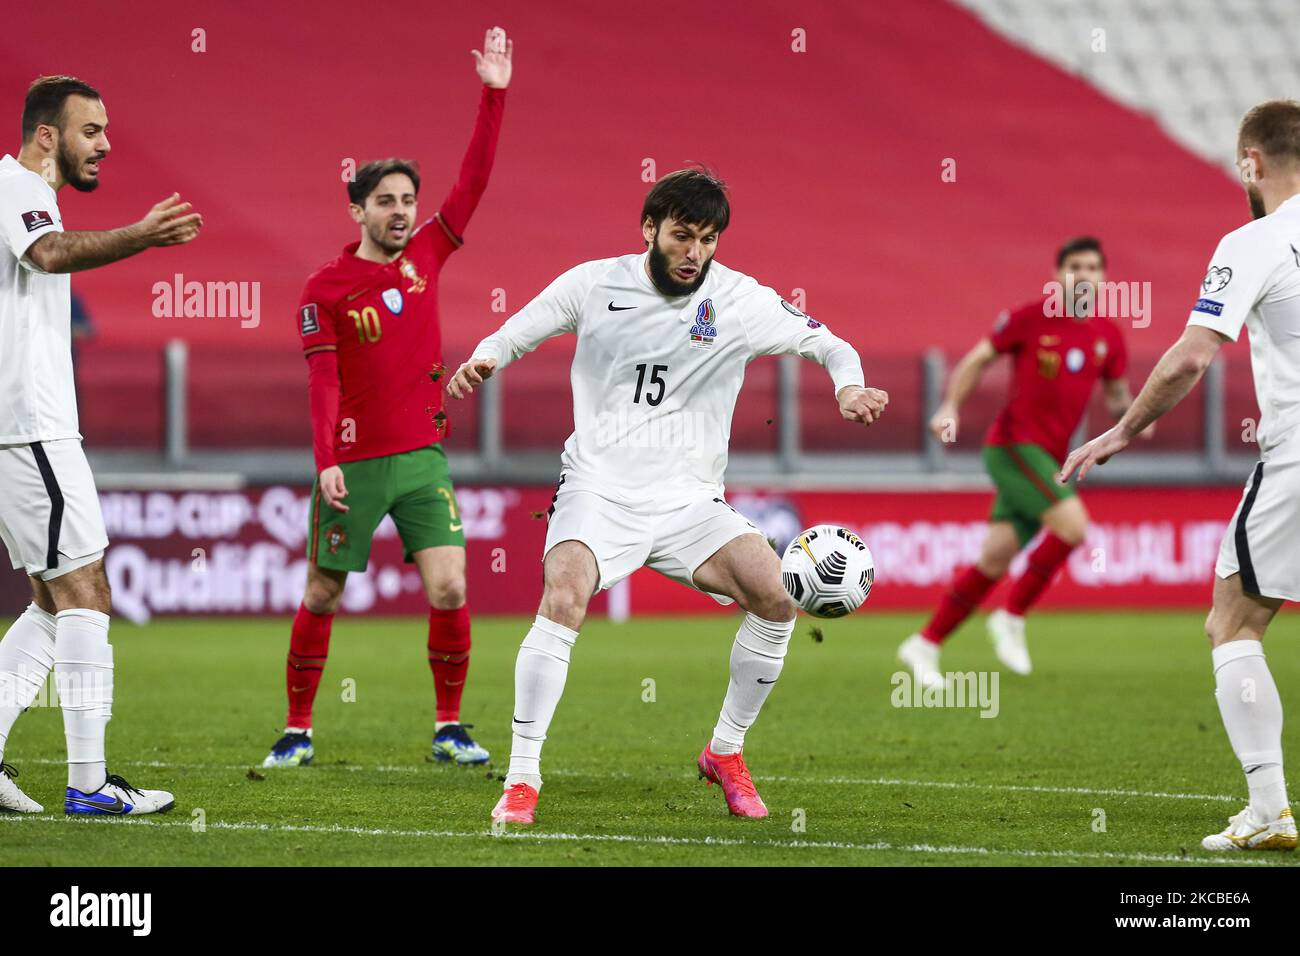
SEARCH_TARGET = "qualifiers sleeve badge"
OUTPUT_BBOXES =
[21,210,54,232]
[781,298,822,329]
[300,303,320,336]
[1202,266,1232,294]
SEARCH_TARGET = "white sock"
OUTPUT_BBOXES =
[710,613,794,755]
[54,609,113,793]
[0,603,58,761]
[505,615,577,791]
[1212,639,1289,820]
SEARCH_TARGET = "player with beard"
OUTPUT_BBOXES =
[0,75,202,814]
[1064,100,1300,852]
[896,238,1147,687]
[446,168,889,823]
[261,28,511,770]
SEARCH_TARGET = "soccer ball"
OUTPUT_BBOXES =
[780,525,875,618]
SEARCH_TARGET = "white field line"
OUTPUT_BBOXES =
[18,757,1242,804]
[0,813,1287,866]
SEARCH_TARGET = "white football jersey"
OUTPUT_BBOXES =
[1187,193,1300,457]
[471,252,866,505]
[0,154,77,443]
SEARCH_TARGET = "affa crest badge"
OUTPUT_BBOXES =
[689,298,717,349]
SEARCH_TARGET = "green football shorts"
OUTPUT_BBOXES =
[983,442,1076,547]
[308,444,465,572]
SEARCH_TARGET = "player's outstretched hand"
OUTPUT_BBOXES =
[446,357,498,399]
[1059,425,1129,484]
[137,194,203,247]
[319,465,350,513]
[838,385,889,426]
[473,27,512,88]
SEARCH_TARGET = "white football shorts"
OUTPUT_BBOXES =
[1216,454,1300,602]
[0,439,108,580]
[543,482,762,605]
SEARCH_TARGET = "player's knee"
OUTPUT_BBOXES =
[1204,606,1236,647]
[49,562,111,613]
[748,584,796,623]
[304,577,344,615]
[91,576,111,613]
[1056,522,1087,548]
[977,553,1012,578]
[538,585,589,631]
[429,576,466,610]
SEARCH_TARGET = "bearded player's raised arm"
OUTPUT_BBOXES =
[429,27,512,251]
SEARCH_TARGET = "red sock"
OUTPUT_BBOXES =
[428,606,471,723]
[921,566,999,644]
[285,604,333,729]
[1005,533,1075,615]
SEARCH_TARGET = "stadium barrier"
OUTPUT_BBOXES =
[0,483,1261,621]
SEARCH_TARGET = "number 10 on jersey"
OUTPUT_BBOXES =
[350,306,382,343]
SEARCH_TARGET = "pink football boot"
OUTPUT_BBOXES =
[698,745,768,818]
[490,782,539,824]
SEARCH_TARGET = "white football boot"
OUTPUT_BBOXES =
[65,772,175,816]
[1202,805,1298,852]
[0,762,43,813]
[897,634,945,689]
[987,609,1031,675]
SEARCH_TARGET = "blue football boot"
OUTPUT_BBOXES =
[431,723,490,765]
[66,772,175,815]
[261,730,314,768]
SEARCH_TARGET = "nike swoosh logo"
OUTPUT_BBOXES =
[607,302,636,311]
[512,717,535,724]
[446,680,464,687]
[757,678,778,684]
[68,793,127,813]
[449,522,463,532]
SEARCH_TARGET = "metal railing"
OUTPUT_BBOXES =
[85,341,1259,488]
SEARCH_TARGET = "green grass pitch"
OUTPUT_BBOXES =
[3,610,1299,867]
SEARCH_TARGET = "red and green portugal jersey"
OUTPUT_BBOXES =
[299,219,459,464]
[984,297,1128,464]
[296,85,505,470]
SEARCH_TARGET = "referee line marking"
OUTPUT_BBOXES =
[0,813,1286,866]
[19,757,1242,803]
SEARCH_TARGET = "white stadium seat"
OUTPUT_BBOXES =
[952,0,1300,169]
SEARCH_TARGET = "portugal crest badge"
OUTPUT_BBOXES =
[381,288,403,315]
[325,526,348,555]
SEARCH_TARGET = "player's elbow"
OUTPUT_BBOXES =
[25,236,62,273]
[1174,347,1215,379]
[1172,328,1225,379]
